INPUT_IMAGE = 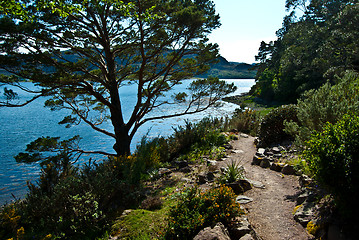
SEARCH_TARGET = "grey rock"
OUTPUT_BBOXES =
[257,148,266,156]
[294,201,317,227]
[273,153,282,158]
[296,192,310,205]
[236,195,254,204]
[230,217,252,239]
[254,137,260,145]
[207,160,218,166]
[266,151,274,156]
[272,147,281,153]
[247,179,265,189]
[260,158,271,168]
[240,133,249,138]
[281,164,296,175]
[193,222,231,240]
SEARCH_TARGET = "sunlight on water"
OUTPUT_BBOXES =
[0,79,254,205]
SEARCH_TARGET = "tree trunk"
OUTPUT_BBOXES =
[113,126,131,156]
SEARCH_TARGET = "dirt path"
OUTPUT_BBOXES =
[225,135,311,240]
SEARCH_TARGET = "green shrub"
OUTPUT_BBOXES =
[229,108,260,135]
[258,104,298,146]
[169,117,227,158]
[165,185,242,239]
[218,160,244,184]
[285,71,359,146]
[304,114,359,218]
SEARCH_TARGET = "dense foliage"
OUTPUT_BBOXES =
[304,114,359,218]
[284,71,359,146]
[165,186,241,240]
[252,0,359,103]
[0,117,232,239]
[258,104,298,146]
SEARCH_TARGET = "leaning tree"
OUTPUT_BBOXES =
[0,0,236,156]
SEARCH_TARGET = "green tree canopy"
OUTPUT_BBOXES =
[252,0,359,103]
[0,0,236,156]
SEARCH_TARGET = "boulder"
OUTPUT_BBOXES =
[273,153,282,158]
[223,144,234,150]
[227,179,252,194]
[281,164,296,175]
[176,160,188,169]
[251,155,262,165]
[193,222,231,240]
[240,133,249,138]
[259,158,271,168]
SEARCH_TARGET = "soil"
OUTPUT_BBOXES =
[221,135,312,240]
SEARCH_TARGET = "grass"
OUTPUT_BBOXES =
[109,186,180,239]
[223,94,279,116]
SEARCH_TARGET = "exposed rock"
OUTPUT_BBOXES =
[236,195,254,204]
[259,158,271,168]
[296,192,310,205]
[207,159,218,166]
[158,168,172,176]
[266,151,274,156]
[293,201,317,227]
[227,179,252,194]
[198,173,207,184]
[254,137,260,145]
[240,133,249,138]
[299,175,313,187]
[272,147,281,154]
[281,164,296,175]
[180,166,192,173]
[273,153,282,158]
[208,164,220,173]
[270,162,285,172]
[230,217,252,239]
[257,148,266,156]
[193,222,231,240]
[224,144,234,150]
[239,234,254,240]
[247,179,265,189]
[251,155,262,165]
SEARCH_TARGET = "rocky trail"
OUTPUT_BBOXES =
[222,135,311,240]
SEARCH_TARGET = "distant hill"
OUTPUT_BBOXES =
[199,56,257,79]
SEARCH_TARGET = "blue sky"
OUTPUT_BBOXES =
[209,0,288,63]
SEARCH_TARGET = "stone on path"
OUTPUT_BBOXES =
[236,195,254,204]
[193,222,231,240]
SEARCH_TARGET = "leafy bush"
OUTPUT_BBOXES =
[258,104,298,146]
[229,108,260,135]
[285,71,359,146]
[169,117,227,158]
[304,114,359,218]
[165,185,242,239]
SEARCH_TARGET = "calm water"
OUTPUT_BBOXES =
[0,79,254,205]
